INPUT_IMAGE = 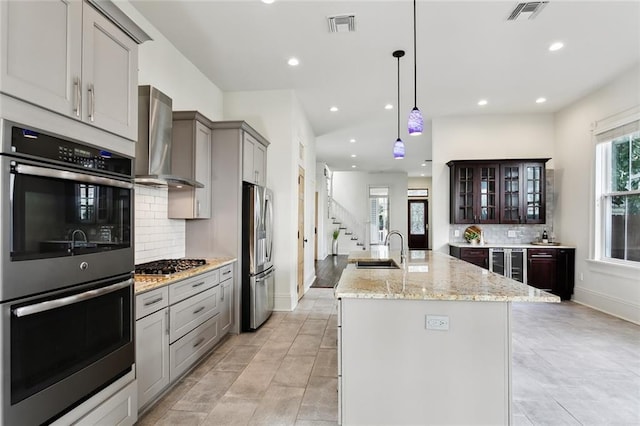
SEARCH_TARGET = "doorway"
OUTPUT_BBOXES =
[297,167,305,300]
[369,186,389,245]
[408,199,428,249]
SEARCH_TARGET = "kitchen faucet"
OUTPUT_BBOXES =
[384,230,406,264]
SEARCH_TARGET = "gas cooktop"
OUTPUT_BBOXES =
[134,258,207,276]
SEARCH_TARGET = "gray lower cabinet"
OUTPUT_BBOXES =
[219,264,234,335]
[135,286,169,410]
[136,305,169,410]
[135,262,235,413]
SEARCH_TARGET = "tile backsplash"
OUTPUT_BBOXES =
[449,170,556,245]
[134,185,185,264]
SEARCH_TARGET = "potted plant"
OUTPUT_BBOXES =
[332,229,340,256]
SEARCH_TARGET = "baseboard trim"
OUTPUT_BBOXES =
[274,292,295,311]
[573,286,640,325]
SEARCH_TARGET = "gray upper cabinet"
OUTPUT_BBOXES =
[243,132,267,186]
[169,111,212,219]
[0,0,139,141]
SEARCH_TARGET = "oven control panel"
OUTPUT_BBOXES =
[9,126,132,177]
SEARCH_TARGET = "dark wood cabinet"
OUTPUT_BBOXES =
[450,246,489,269]
[449,159,549,224]
[528,247,575,300]
[449,162,499,224]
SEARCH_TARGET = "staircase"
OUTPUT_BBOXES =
[329,197,367,253]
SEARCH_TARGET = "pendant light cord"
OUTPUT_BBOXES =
[397,55,401,139]
[413,0,417,108]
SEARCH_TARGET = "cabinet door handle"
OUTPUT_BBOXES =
[531,254,553,258]
[222,270,231,276]
[196,200,201,217]
[192,281,205,288]
[165,310,169,335]
[193,337,205,348]
[73,77,81,117]
[193,306,205,315]
[143,297,163,307]
[255,170,259,183]
[221,287,225,302]
[88,84,95,122]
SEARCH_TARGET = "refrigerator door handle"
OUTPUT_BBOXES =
[255,268,275,282]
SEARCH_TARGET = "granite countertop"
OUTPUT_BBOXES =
[335,248,559,303]
[449,242,575,249]
[134,257,236,294]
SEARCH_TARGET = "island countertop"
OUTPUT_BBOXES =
[335,249,559,303]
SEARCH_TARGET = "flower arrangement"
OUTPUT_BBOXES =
[332,229,340,240]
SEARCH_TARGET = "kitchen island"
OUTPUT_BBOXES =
[335,249,559,425]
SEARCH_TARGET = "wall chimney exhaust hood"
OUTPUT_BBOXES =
[135,86,203,188]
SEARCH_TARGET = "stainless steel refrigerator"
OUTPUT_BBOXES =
[242,182,275,331]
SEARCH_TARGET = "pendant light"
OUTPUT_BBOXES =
[393,50,405,160]
[408,0,423,135]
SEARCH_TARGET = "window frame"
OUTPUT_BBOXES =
[593,108,640,267]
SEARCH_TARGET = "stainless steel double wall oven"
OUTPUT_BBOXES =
[0,119,135,425]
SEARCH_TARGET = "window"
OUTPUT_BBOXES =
[595,117,640,264]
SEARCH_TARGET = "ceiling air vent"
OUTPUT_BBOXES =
[328,14,355,33]
[507,2,548,21]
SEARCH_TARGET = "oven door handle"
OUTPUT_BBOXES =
[13,279,133,317]
[13,164,133,189]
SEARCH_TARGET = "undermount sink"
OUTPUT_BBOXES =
[355,259,400,269]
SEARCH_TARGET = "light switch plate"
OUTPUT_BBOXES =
[508,230,517,238]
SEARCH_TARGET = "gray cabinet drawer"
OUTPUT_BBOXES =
[219,264,233,281]
[169,285,219,343]
[169,269,219,304]
[136,287,169,320]
[169,314,220,382]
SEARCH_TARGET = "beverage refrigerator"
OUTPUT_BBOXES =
[489,248,527,284]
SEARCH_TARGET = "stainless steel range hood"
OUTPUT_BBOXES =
[135,86,203,188]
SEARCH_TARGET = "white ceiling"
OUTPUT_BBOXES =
[129,0,640,177]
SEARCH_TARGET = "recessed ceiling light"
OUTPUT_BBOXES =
[421,163,426,167]
[549,41,564,52]
[384,104,393,110]
[478,99,488,106]
[349,138,356,143]
[261,0,275,4]
[536,97,547,104]
[287,57,299,66]
[420,174,425,177]
[351,165,357,168]
[351,154,357,158]
[329,106,339,112]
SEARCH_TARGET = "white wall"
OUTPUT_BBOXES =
[332,171,408,252]
[116,1,225,262]
[554,63,640,324]
[431,114,555,253]
[224,90,316,310]
[116,2,224,121]
[316,163,330,260]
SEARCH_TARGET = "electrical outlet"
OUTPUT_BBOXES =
[426,315,449,331]
[508,230,517,238]
[580,273,584,281]
[454,230,460,237]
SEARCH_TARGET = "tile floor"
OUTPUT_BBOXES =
[138,289,640,425]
